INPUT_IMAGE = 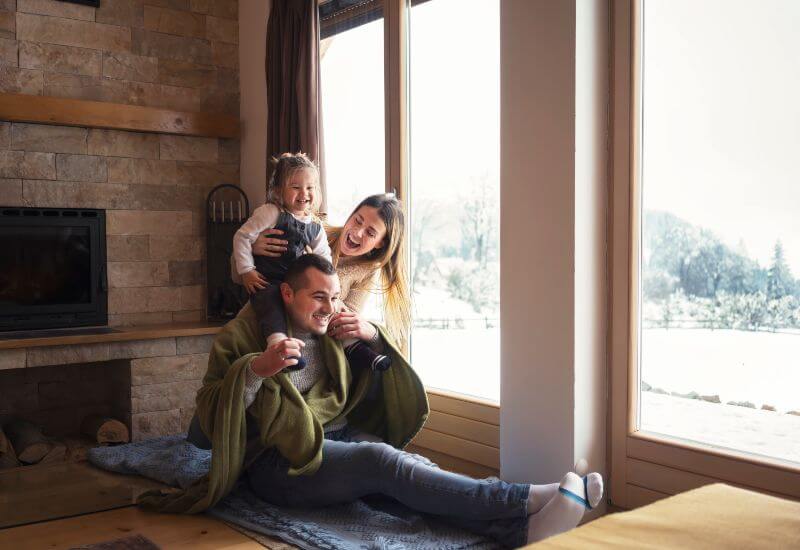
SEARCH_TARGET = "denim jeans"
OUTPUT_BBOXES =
[246,427,530,548]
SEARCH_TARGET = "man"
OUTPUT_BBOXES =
[158,255,602,547]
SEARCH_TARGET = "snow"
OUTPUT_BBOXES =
[411,325,500,402]
[640,327,800,464]
[641,392,800,465]
[641,328,800,411]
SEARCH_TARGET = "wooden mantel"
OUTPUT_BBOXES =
[0,93,239,139]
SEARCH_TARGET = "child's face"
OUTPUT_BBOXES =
[282,168,316,215]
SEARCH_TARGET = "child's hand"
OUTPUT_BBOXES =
[242,270,268,294]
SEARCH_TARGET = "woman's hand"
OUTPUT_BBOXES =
[252,228,289,258]
[242,270,268,294]
[328,310,378,342]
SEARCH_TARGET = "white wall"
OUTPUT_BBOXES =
[500,0,608,514]
[500,0,577,484]
[238,0,271,208]
[574,0,609,517]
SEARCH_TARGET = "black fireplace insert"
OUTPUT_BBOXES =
[0,207,108,331]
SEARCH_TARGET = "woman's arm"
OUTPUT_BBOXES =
[232,203,280,275]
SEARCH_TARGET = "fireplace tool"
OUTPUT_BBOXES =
[205,184,249,320]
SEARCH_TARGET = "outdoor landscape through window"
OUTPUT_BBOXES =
[638,0,800,465]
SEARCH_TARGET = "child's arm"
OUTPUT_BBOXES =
[232,203,281,276]
[309,224,332,262]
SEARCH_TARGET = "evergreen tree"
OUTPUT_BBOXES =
[766,241,795,299]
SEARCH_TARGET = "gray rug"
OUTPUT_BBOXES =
[88,435,502,550]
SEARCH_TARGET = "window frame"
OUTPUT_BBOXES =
[608,0,800,509]
[385,0,499,468]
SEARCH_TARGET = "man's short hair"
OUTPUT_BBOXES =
[284,254,337,290]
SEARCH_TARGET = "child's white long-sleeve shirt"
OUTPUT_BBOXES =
[232,203,332,275]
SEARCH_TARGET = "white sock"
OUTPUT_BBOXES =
[526,472,604,543]
[526,483,559,515]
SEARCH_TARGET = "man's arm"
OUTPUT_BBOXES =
[241,337,306,408]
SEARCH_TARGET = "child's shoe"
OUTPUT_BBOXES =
[346,341,391,372]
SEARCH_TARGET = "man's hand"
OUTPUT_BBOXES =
[328,311,378,342]
[242,270,268,294]
[251,338,305,377]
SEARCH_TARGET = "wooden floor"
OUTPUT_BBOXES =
[0,461,275,549]
[0,506,265,550]
[0,461,164,528]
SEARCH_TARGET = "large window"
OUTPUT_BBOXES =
[320,2,501,471]
[320,8,386,227]
[610,0,800,509]
[637,0,800,466]
[408,0,500,402]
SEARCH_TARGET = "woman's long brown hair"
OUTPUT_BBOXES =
[328,194,411,345]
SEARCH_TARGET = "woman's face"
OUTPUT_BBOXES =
[340,206,388,257]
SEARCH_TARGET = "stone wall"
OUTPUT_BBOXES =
[0,0,241,326]
[0,333,216,440]
[0,0,239,115]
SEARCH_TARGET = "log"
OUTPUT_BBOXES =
[63,437,92,462]
[4,419,52,464]
[39,439,67,464]
[80,415,129,444]
[0,426,20,469]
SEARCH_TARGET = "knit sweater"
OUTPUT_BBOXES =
[336,256,380,313]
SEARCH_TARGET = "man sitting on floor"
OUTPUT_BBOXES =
[145,255,603,547]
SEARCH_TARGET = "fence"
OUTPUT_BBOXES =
[413,317,499,330]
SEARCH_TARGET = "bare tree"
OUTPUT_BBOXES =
[460,175,497,267]
[411,199,442,286]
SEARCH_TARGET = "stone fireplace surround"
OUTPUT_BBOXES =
[0,328,221,442]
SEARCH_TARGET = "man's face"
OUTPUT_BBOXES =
[281,268,341,334]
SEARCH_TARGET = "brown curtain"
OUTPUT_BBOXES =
[266,0,326,209]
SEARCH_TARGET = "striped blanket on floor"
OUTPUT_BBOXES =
[88,435,501,550]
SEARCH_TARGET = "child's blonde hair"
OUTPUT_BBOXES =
[266,153,321,214]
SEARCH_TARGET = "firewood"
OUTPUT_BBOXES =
[63,437,92,462]
[39,439,67,464]
[80,415,130,444]
[4,419,52,464]
[0,426,20,469]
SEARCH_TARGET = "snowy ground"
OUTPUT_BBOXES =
[411,325,500,401]
[641,392,800,464]
[641,328,800,411]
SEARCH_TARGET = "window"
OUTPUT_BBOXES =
[408,0,500,402]
[610,0,800,509]
[320,5,386,227]
[319,0,501,471]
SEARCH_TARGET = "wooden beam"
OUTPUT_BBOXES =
[0,94,239,138]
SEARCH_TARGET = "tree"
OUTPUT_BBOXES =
[767,241,795,299]
[459,175,498,267]
[410,200,442,286]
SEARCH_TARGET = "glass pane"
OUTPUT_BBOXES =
[320,11,386,227]
[408,0,500,402]
[638,0,800,464]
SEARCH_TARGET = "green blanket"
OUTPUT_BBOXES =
[138,304,429,513]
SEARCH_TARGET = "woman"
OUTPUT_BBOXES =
[252,193,411,347]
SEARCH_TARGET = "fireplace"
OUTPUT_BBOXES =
[0,207,108,332]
